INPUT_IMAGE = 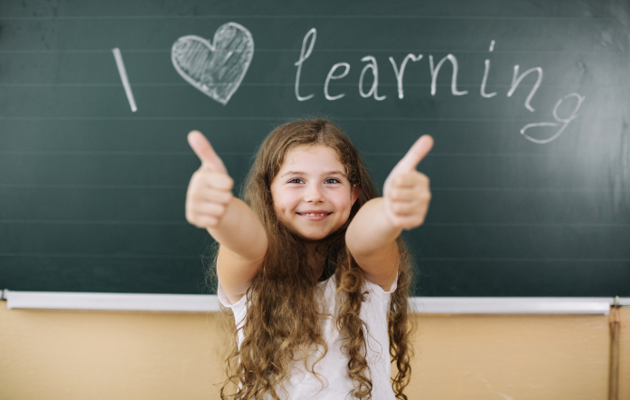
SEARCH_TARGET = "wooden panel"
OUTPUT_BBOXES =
[1,305,626,399]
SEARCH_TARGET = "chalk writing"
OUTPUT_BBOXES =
[480,41,497,98]
[507,66,543,112]
[429,54,468,96]
[295,28,316,101]
[324,63,351,101]
[520,93,586,144]
[293,29,585,144]
[112,48,137,112]
[389,54,423,99]
[171,22,254,105]
[359,56,386,100]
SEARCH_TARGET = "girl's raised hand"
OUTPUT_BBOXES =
[383,135,434,230]
[185,130,234,229]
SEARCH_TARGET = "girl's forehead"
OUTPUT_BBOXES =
[281,145,344,169]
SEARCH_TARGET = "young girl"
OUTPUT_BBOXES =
[185,119,433,400]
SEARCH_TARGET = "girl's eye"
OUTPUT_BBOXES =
[287,178,303,184]
[325,178,341,184]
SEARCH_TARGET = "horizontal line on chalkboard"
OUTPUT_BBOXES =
[0,253,627,263]
[0,15,617,20]
[0,184,623,192]
[0,220,188,225]
[0,184,187,189]
[0,117,621,122]
[432,187,629,192]
[0,151,248,155]
[0,82,623,89]
[427,223,630,227]
[0,151,614,157]
[0,252,199,259]
[416,257,630,262]
[1,220,628,227]
[0,48,622,54]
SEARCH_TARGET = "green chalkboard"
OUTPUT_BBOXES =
[1,0,629,296]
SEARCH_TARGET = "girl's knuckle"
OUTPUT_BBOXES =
[213,174,233,190]
[219,191,232,204]
[214,204,227,216]
[187,213,202,227]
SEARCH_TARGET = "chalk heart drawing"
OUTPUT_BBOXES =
[171,22,254,105]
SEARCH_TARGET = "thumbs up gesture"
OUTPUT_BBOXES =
[383,135,434,230]
[185,131,234,229]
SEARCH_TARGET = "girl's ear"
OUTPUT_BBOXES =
[351,185,360,205]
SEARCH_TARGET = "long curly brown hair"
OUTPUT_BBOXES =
[211,119,415,399]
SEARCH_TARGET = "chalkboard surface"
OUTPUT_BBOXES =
[1,0,628,296]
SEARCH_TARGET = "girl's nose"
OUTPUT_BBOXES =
[304,184,325,203]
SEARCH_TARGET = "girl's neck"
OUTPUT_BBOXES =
[304,241,325,277]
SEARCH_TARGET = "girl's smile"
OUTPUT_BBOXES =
[271,145,359,242]
[297,211,332,221]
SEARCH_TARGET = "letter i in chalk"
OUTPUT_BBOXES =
[112,48,138,112]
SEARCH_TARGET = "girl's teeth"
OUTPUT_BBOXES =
[304,213,326,216]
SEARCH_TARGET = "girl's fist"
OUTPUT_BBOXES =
[383,135,433,230]
[185,131,234,228]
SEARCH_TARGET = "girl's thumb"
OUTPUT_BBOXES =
[393,135,434,173]
[187,130,228,173]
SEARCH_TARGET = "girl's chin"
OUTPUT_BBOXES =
[294,229,331,242]
[284,221,344,241]
[298,233,329,242]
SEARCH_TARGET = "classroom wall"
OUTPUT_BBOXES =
[0,305,627,400]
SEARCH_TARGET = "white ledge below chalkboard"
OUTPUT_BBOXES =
[2,290,627,315]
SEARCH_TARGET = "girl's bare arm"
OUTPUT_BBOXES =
[346,135,433,291]
[185,131,267,304]
[211,198,267,303]
[346,198,400,291]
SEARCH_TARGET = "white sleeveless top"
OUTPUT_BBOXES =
[217,275,398,400]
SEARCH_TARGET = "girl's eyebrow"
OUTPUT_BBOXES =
[280,170,347,178]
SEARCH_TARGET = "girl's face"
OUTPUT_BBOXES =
[271,145,359,243]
